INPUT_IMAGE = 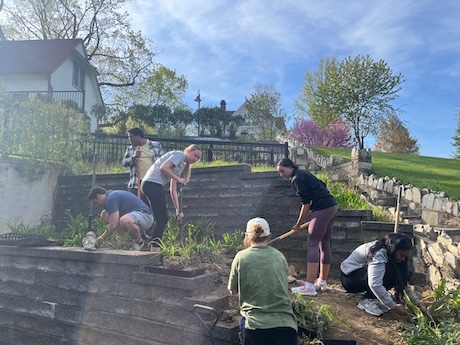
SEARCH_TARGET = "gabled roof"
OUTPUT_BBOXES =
[0,39,93,75]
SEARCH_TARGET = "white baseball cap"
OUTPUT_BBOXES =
[246,217,271,237]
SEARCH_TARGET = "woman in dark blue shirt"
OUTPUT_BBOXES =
[277,158,338,296]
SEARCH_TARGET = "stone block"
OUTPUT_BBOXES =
[133,271,215,296]
[54,304,85,324]
[332,226,347,240]
[28,300,56,319]
[0,295,29,313]
[346,227,362,240]
[412,187,422,204]
[427,242,446,267]
[433,197,443,211]
[404,188,412,202]
[411,256,426,274]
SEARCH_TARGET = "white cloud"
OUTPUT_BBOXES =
[125,0,460,157]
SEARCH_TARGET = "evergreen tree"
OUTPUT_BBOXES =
[452,111,460,159]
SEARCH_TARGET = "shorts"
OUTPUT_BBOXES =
[127,210,154,232]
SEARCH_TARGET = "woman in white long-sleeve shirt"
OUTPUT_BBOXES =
[340,233,428,317]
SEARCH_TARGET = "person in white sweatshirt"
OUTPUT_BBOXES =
[340,232,428,316]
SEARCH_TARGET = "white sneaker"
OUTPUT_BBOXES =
[291,283,317,296]
[133,240,144,251]
[314,278,327,290]
[357,298,384,316]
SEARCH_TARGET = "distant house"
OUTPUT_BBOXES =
[214,99,262,139]
[0,39,104,132]
[232,102,262,139]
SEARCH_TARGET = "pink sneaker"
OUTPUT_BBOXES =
[291,283,317,296]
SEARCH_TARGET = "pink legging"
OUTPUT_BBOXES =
[307,205,338,265]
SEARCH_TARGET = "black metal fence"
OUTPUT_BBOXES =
[80,133,289,166]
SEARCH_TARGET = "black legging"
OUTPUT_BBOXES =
[141,181,168,247]
[340,263,397,299]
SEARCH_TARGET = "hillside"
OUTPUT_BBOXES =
[309,147,460,200]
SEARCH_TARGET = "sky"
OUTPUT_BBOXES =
[125,0,460,158]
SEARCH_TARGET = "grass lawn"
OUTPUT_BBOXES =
[310,146,460,200]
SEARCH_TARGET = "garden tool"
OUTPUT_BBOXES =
[267,221,310,245]
[136,145,141,198]
[193,304,219,345]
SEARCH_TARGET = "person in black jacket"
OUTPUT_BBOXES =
[277,158,338,296]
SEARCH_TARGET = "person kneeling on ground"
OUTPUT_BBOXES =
[88,186,154,251]
[228,217,298,345]
[340,232,428,317]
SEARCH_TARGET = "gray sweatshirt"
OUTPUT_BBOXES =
[340,241,420,310]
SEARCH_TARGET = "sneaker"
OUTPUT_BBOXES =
[133,240,144,251]
[314,278,327,290]
[376,300,390,312]
[291,283,318,296]
[357,298,384,316]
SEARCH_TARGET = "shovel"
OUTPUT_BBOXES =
[267,221,310,245]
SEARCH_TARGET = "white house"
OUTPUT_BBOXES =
[233,102,262,139]
[0,39,104,132]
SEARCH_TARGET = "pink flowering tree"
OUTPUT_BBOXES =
[288,119,353,148]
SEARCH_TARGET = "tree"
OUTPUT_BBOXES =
[0,0,157,106]
[296,55,404,149]
[294,56,338,120]
[245,83,288,141]
[0,88,88,169]
[114,65,188,112]
[451,109,460,159]
[288,119,352,148]
[374,114,419,154]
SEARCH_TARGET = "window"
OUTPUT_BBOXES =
[72,62,85,90]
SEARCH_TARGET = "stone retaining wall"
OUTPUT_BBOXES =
[352,171,460,226]
[0,219,419,345]
[0,246,237,345]
[412,225,460,290]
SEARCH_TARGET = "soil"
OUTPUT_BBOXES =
[164,249,431,345]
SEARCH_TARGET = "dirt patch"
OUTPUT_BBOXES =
[165,250,430,345]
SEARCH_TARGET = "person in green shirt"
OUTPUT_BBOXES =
[228,217,298,345]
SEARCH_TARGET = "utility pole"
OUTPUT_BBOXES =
[194,90,201,110]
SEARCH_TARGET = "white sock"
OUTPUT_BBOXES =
[317,278,327,284]
[305,282,315,289]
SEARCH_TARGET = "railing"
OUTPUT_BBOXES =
[79,133,289,166]
[8,91,85,111]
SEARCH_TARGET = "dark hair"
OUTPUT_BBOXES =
[277,158,298,169]
[87,186,107,200]
[128,127,145,138]
[370,233,413,298]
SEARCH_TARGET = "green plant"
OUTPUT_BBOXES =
[7,222,32,233]
[189,218,215,242]
[291,292,350,342]
[429,279,460,320]
[37,225,57,237]
[62,214,88,247]
[316,172,391,221]
[222,231,244,248]
[400,279,460,344]
[154,238,182,258]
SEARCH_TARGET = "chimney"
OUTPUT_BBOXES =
[220,100,226,111]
